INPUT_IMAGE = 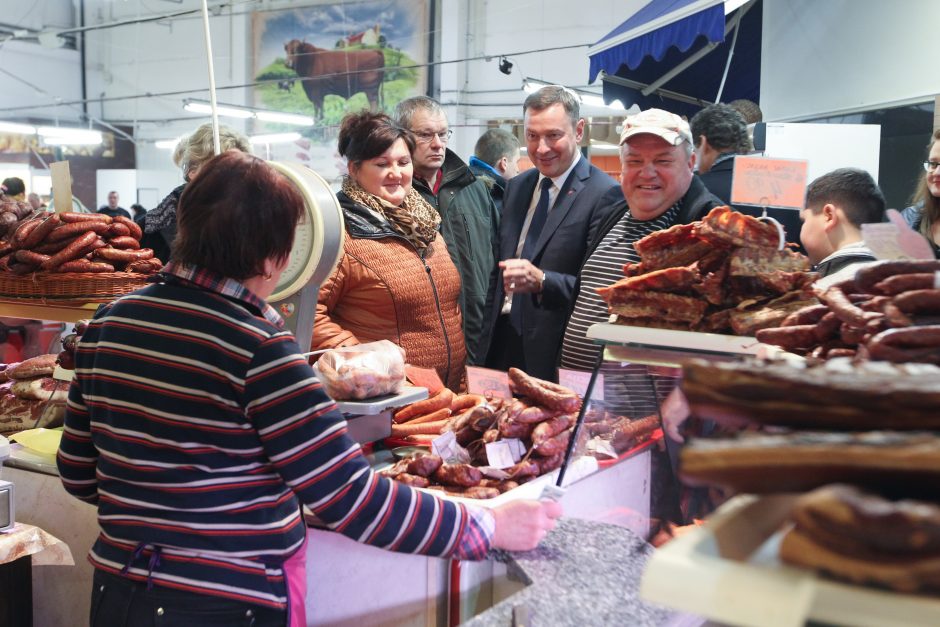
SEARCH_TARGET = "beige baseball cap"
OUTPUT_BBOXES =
[619,108,692,146]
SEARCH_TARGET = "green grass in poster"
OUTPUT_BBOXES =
[255,45,420,131]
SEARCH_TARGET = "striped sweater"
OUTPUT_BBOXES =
[57,265,491,609]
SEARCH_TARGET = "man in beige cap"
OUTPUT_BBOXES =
[559,108,722,387]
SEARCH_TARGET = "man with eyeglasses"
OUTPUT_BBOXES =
[394,96,501,365]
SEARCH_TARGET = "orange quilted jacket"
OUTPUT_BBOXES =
[313,193,466,391]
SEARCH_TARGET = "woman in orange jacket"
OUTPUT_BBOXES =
[313,112,466,390]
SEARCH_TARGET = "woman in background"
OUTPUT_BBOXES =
[59,150,560,626]
[138,123,251,263]
[313,112,466,390]
[902,129,940,257]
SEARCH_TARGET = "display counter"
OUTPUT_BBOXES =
[6,440,657,626]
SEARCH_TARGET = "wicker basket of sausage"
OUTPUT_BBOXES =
[0,211,162,302]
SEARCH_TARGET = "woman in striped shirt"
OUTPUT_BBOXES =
[57,150,561,627]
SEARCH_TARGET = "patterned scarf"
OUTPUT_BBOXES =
[341,177,440,251]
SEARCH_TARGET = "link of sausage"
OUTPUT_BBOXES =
[755,324,819,350]
[813,311,842,342]
[113,215,142,240]
[893,289,940,315]
[107,222,131,237]
[11,215,43,248]
[856,260,940,293]
[781,304,829,327]
[821,286,882,327]
[507,367,580,413]
[32,235,80,255]
[882,302,913,328]
[93,247,154,263]
[13,249,50,267]
[867,325,940,364]
[54,260,116,273]
[21,213,61,249]
[874,273,936,296]
[108,236,140,250]
[47,221,110,243]
[59,212,112,224]
[40,231,99,271]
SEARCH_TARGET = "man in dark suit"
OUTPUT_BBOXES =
[485,85,621,380]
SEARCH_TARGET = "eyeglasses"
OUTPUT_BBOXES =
[924,161,940,173]
[413,129,453,143]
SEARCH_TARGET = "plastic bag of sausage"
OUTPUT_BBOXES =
[315,340,406,400]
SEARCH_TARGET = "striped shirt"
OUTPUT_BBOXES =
[57,264,492,610]
[559,205,682,417]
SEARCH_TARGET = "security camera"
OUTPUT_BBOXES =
[498,57,513,75]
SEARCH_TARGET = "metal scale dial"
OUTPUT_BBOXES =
[266,162,344,351]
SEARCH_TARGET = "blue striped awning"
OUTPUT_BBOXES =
[588,0,727,83]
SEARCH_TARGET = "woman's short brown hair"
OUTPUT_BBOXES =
[337,111,415,164]
[174,150,303,281]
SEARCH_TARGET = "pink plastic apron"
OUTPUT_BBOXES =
[283,534,308,627]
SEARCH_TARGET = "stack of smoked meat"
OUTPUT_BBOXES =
[596,206,817,335]
[383,369,660,498]
[679,356,940,595]
[0,212,162,274]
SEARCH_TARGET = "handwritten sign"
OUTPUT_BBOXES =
[466,366,512,398]
[730,156,808,209]
[50,161,73,214]
[431,431,469,464]
[485,439,525,469]
[557,368,603,401]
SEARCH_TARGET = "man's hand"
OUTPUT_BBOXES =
[500,258,544,294]
[490,499,563,551]
[661,387,691,443]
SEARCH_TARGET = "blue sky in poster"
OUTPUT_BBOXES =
[257,0,426,64]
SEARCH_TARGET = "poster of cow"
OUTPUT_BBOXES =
[251,0,429,183]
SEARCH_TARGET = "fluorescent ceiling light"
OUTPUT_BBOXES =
[155,137,183,149]
[37,127,102,145]
[183,101,254,119]
[0,122,37,134]
[183,99,314,127]
[255,110,314,126]
[42,136,102,146]
[250,132,301,145]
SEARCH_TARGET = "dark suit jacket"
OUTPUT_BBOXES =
[486,157,621,380]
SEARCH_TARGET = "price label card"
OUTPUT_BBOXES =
[431,431,469,464]
[934,272,940,289]
[484,440,517,469]
[730,156,808,209]
[50,161,73,214]
[557,368,603,401]
[52,365,74,383]
[466,366,512,398]
[862,209,936,261]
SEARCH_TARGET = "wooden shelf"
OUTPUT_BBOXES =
[0,299,100,323]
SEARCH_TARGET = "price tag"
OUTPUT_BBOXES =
[52,365,74,383]
[862,222,935,261]
[539,484,567,502]
[431,431,469,464]
[557,368,603,401]
[587,438,619,460]
[50,161,73,214]
[730,156,808,209]
[477,466,511,480]
[466,366,512,398]
[935,272,940,289]
[484,440,517,469]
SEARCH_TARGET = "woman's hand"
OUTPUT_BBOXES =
[490,499,563,551]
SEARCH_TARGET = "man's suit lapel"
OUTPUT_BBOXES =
[501,169,539,259]
[530,157,588,260]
